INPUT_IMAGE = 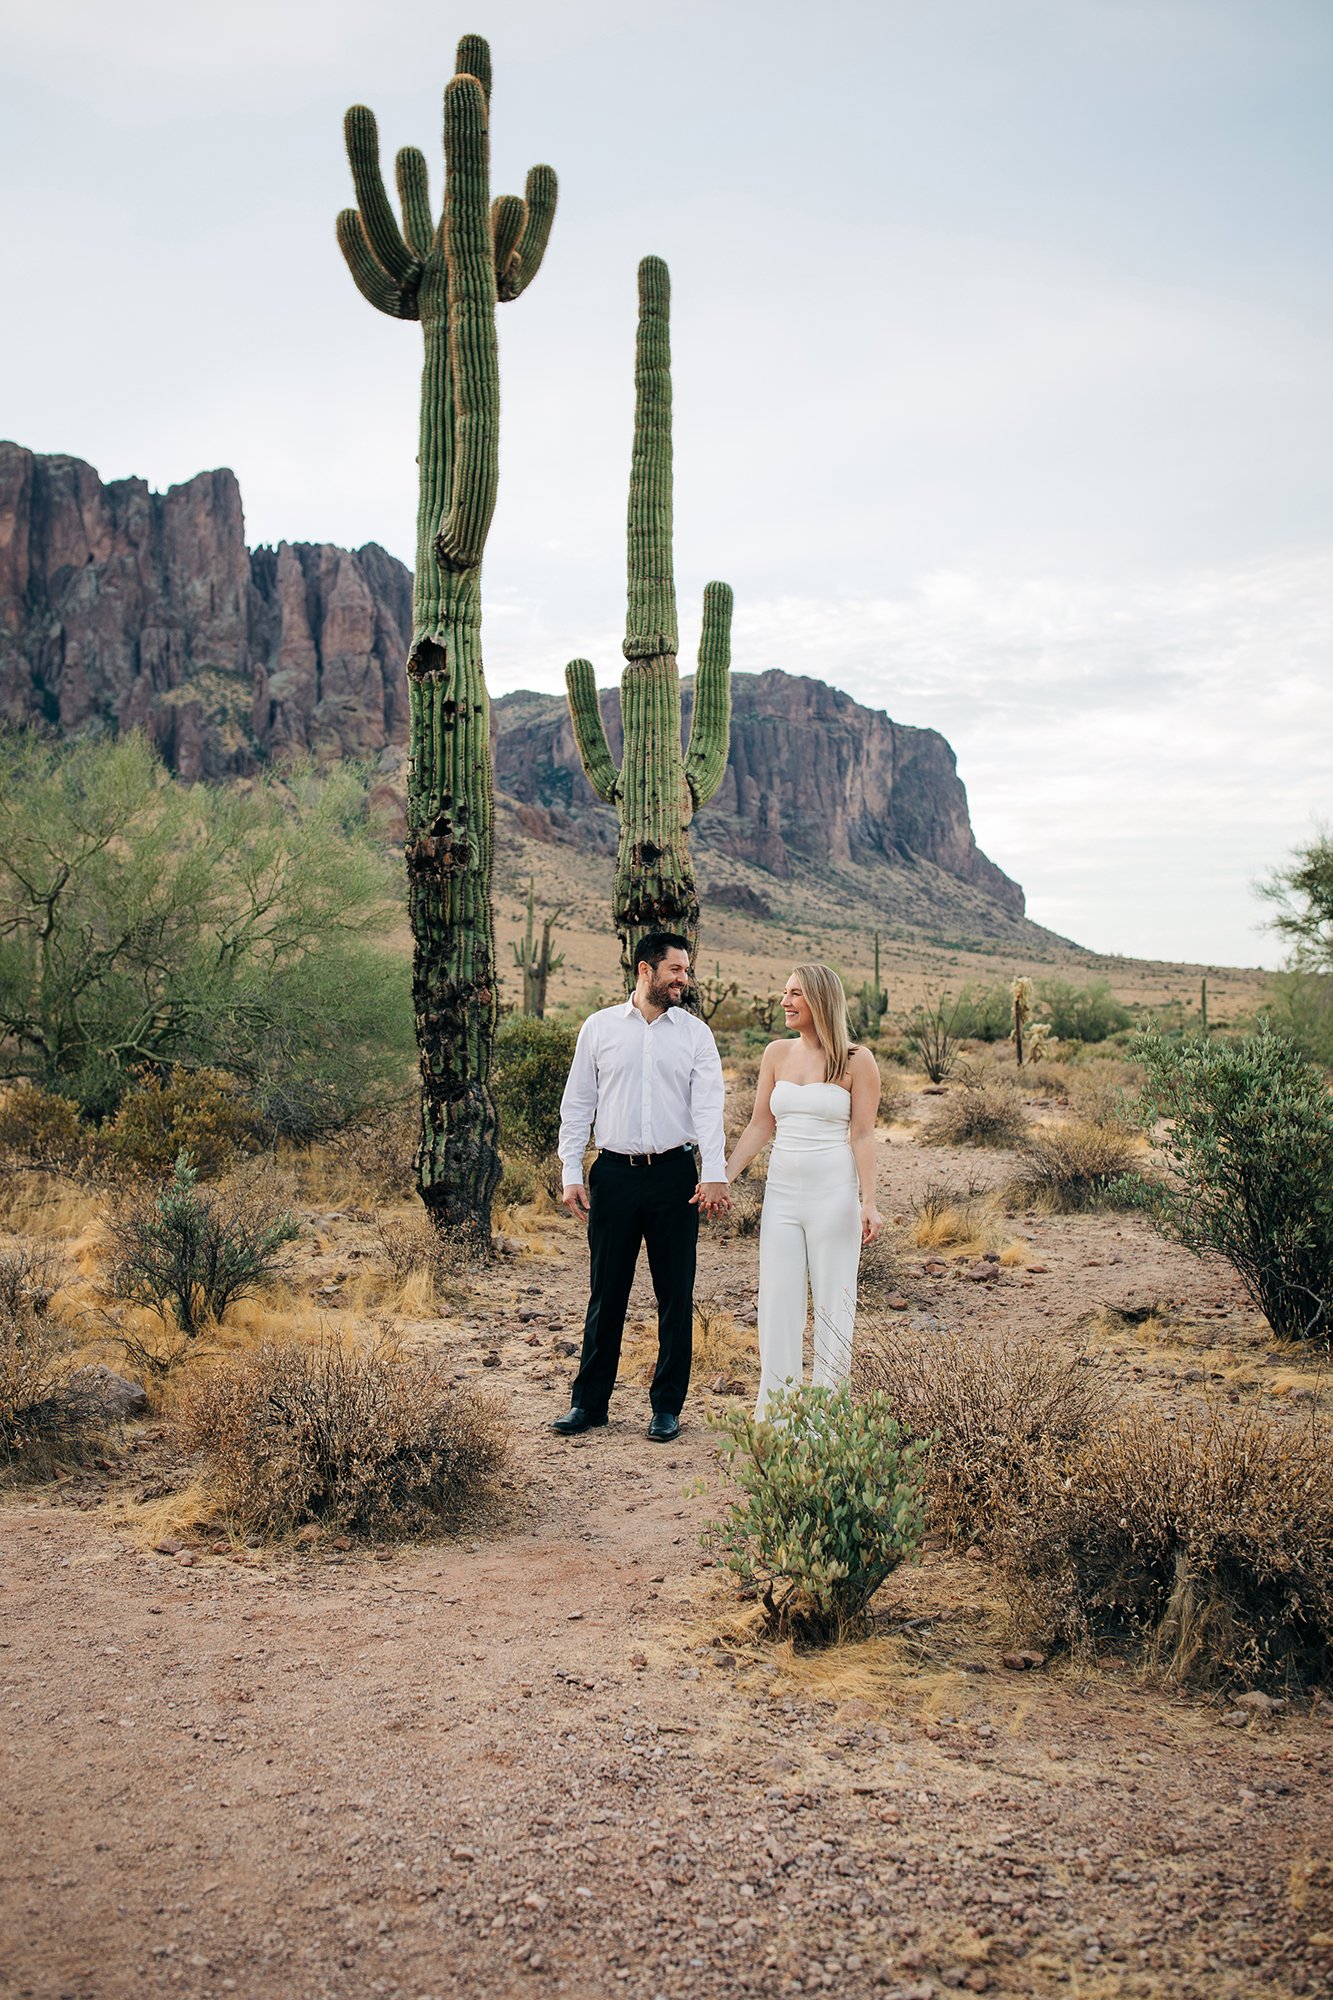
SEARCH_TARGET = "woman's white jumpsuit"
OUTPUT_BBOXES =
[755,1079,862,1418]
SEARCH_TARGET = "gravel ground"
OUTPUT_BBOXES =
[3,1112,1332,2000]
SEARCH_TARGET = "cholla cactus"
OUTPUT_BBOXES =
[335,35,556,1243]
[564,257,732,983]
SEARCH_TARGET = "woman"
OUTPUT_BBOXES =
[726,964,882,1417]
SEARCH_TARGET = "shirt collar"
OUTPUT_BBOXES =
[624,997,679,1025]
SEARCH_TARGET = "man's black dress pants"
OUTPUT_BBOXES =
[570,1148,698,1419]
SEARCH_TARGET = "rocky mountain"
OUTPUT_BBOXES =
[0,443,1023,921]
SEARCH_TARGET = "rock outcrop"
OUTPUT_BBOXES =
[0,442,1022,915]
[0,442,410,779]
[491,673,1024,915]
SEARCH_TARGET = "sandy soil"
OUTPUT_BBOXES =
[3,1106,1331,2000]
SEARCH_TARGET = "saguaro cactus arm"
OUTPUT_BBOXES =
[684,580,733,809]
[343,106,422,292]
[565,660,620,804]
[433,74,500,574]
[499,165,558,299]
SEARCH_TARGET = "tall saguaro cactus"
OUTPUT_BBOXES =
[336,35,556,1244]
[564,257,732,984]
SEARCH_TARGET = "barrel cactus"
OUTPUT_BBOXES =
[564,256,732,984]
[336,34,556,1243]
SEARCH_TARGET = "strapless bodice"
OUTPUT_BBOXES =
[770,1078,852,1153]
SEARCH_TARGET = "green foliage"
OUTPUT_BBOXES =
[924,1079,1028,1150]
[491,1013,577,1161]
[1259,827,1333,973]
[179,1336,508,1540]
[1268,968,1333,1066]
[105,1068,259,1179]
[949,981,1013,1043]
[707,1382,929,1643]
[0,733,413,1134]
[902,990,964,1083]
[106,1156,300,1346]
[1127,1027,1333,1344]
[1036,977,1131,1043]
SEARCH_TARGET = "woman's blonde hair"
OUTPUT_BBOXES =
[790,963,852,1083]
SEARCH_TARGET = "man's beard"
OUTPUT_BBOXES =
[648,972,686,1010]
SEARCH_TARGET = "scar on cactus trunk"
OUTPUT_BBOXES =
[564,256,733,989]
[336,34,556,1245]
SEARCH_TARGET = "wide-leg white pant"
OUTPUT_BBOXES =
[755,1148,861,1418]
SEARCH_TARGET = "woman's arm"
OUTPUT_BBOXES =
[725,1042,780,1181]
[848,1045,883,1243]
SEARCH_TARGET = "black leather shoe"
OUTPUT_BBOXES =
[552,1406,607,1436]
[647,1412,680,1443]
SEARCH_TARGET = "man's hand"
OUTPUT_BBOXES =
[562,1183,591,1223]
[691,1180,732,1219]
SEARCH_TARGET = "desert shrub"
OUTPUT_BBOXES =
[999,1403,1333,1687]
[105,1156,300,1348]
[322,1090,418,1203]
[948,981,1013,1044]
[103,1067,260,1179]
[911,1176,1006,1252]
[1127,1027,1333,1345]
[1037,978,1132,1043]
[1005,1119,1141,1212]
[370,1217,475,1308]
[855,1227,902,1308]
[0,1285,103,1477]
[856,1326,1112,1548]
[1065,1063,1140,1129]
[923,1079,1027,1150]
[0,1244,61,1321]
[492,1013,577,1160]
[180,1336,507,1539]
[0,1082,89,1172]
[1267,968,1333,1067]
[707,1382,928,1643]
[0,732,412,1128]
[902,991,965,1084]
[728,1180,764,1239]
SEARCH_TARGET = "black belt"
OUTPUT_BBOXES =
[598,1145,694,1167]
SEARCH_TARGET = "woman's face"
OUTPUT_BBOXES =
[781,975,814,1034]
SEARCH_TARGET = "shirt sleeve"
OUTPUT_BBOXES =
[689,1024,728,1181]
[557,1015,600,1186]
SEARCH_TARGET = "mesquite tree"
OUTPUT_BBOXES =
[564,257,732,984]
[336,35,556,1243]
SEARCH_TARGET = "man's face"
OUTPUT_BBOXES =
[643,948,692,1009]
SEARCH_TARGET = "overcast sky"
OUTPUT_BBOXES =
[6,0,1331,965]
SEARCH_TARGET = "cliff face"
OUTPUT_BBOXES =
[0,442,1022,916]
[0,443,411,779]
[491,672,1024,915]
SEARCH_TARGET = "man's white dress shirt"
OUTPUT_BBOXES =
[557,999,728,1188]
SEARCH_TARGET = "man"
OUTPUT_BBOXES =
[555,932,731,1442]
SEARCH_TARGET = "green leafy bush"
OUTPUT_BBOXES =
[104,1068,260,1179]
[949,981,1014,1043]
[707,1382,928,1643]
[0,732,412,1131]
[105,1156,300,1347]
[492,1012,577,1159]
[999,1403,1333,1688]
[180,1336,507,1539]
[1127,1027,1333,1344]
[1036,978,1131,1043]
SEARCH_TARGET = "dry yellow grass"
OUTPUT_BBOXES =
[910,1183,1026,1261]
[0,1173,103,1240]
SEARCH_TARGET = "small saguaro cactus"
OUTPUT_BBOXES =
[511,878,565,1019]
[852,933,889,1041]
[335,35,556,1246]
[564,257,733,985]
[1011,976,1034,1067]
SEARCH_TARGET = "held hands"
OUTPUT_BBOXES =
[690,1180,732,1220]
[861,1202,882,1245]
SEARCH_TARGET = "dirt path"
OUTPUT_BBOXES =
[4,1125,1332,2000]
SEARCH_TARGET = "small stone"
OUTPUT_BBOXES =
[1002,1649,1045,1671]
[965,1974,991,1994]
[964,1544,983,1562]
[331,1536,352,1551]
[482,1352,501,1369]
[153,1539,184,1556]
[295,1524,322,1545]
[175,1550,197,1567]
[630,1653,648,1669]
[965,1261,999,1283]
[524,1332,541,1346]
[553,1338,578,1357]
[885,1294,910,1311]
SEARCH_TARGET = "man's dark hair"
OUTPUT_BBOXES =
[634,931,690,976]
